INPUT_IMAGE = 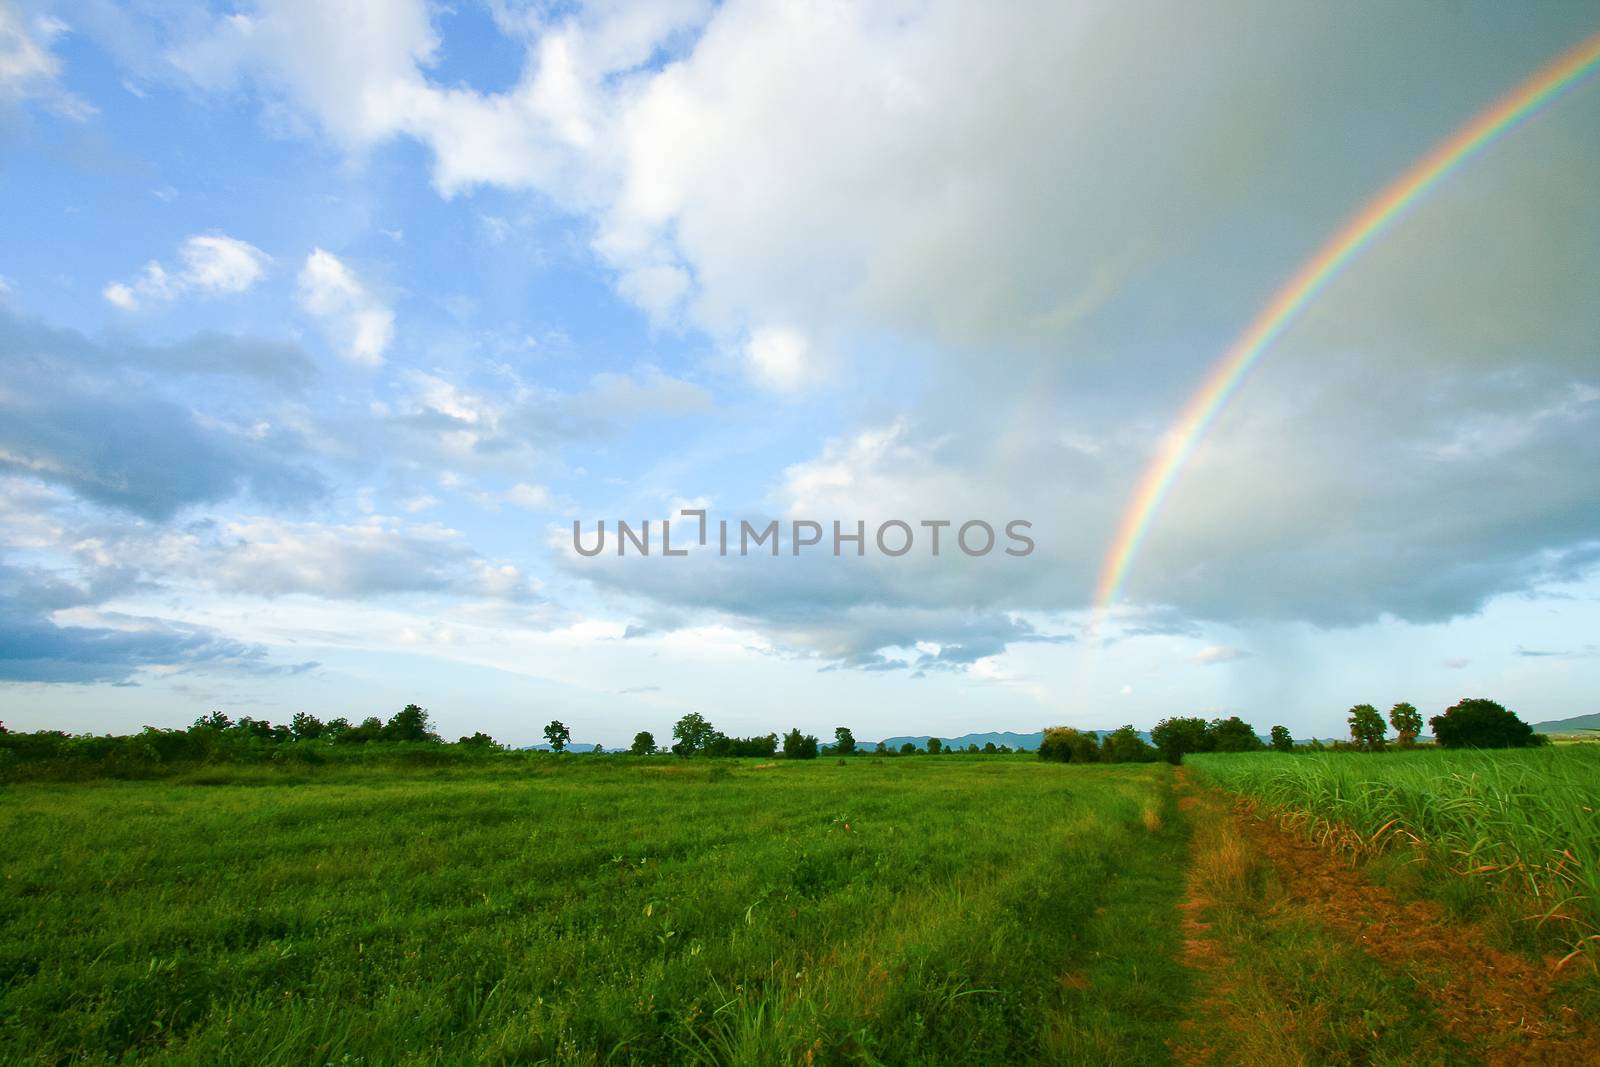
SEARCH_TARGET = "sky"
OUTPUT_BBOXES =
[1,0,1597,747]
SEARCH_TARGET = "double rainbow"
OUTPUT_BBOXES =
[1093,29,1600,619]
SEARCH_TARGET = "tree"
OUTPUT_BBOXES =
[1347,704,1387,751]
[833,727,856,755]
[1430,698,1540,749]
[234,716,275,740]
[783,728,818,759]
[983,741,997,754]
[672,712,715,755]
[899,741,917,755]
[1039,726,1099,764]
[1100,724,1157,763]
[1151,716,1211,764]
[323,716,352,740]
[875,740,887,754]
[630,730,657,755]
[290,712,325,740]
[191,711,232,732]
[458,731,500,748]
[385,704,439,743]
[926,737,943,755]
[543,720,571,753]
[1208,716,1265,753]
[1388,702,1423,747]
[1269,725,1294,753]
[343,716,384,743]
[592,743,604,754]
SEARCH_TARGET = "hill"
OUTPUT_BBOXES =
[872,729,1155,752]
[1530,713,1600,735]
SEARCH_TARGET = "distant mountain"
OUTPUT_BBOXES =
[1530,713,1600,734]
[872,728,1154,752]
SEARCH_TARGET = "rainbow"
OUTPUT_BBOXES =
[1093,29,1600,620]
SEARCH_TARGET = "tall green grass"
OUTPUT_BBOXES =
[1187,747,1600,961]
[0,758,1188,1065]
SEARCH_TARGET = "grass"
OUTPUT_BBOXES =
[0,757,1189,1065]
[1186,746,1600,962]
[1171,779,1474,1066]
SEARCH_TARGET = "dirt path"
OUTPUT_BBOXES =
[1173,771,1600,1066]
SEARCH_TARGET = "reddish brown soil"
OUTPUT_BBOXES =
[1175,770,1600,1066]
[1169,787,1233,1065]
[1230,799,1598,1066]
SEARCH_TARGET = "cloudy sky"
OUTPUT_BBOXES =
[2,0,1597,745]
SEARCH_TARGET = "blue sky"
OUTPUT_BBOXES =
[2,1,1597,746]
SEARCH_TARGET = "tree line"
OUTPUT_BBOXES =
[1073,696,1544,766]
[0,694,1544,780]
[548,713,1024,759]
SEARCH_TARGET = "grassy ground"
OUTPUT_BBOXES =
[1186,747,1600,962]
[0,757,1188,1065]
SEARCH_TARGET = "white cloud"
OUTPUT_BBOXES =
[743,326,810,392]
[108,1,1600,645]
[295,249,393,365]
[103,234,270,310]
[0,6,93,118]
[505,483,550,509]
[0,7,56,95]
[1192,645,1250,667]
[179,234,270,293]
[201,516,539,602]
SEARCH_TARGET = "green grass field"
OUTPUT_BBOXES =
[0,758,1187,1065]
[6,749,1599,1065]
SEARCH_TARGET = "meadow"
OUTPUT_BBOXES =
[5,746,1599,1065]
[0,757,1187,1065]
